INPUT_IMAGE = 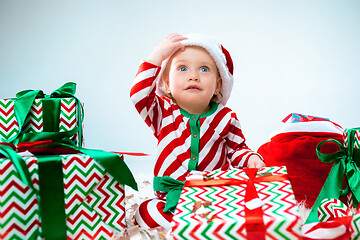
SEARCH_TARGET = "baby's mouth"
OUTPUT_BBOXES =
[186,85,201,90]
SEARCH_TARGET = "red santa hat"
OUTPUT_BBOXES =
[156,33,234,105]
[258,114,344,208]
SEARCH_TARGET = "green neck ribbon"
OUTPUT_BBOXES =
[153,176,185,213]
[7,82,84,146]
[305,128,360,224]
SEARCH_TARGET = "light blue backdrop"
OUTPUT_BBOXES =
[1,0,359,180]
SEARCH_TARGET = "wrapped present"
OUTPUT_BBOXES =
[0,82,84,146]
[171,166,302,239]
[0,142,137,239]
[305,127,360,227]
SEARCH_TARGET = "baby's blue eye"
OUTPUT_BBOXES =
[200,67,209,72]
[178,66,187,71]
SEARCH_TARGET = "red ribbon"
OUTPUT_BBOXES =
[0,140,53,153]
[111,151,148,156]
[0,142,149,157]
[185,168,288,239]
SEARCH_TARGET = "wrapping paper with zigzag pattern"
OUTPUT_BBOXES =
[0,153,126,239]
[0,97,82,146]
[171,166,302,240]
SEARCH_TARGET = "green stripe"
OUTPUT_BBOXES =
[0,100,13,108]
[66,203,103,235]
[0,128,19,140]
[0,112,17,124]
[60,110,75,121]
[178,187,197,239]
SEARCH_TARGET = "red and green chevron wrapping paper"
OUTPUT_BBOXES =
[0,98,82,145]
[344,128,360,149]
[171,166,302,240]
[0,153,126,239]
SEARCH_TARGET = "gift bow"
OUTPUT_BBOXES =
[305,128,360,224]
[5,82,84,146]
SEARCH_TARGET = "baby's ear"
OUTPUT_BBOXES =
[215,78,222,95]
[162,75,171,93]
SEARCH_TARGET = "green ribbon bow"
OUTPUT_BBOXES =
[153,176,185,213]
[305,128,360,224]
[0,141,138,239]
[5,82,83,146]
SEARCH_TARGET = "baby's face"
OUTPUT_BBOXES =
[164,46,221,115]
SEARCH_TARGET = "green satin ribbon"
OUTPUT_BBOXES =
[305,128,360,224]
[37,154,67,240]
[6,82,84,146]
[1,141,138,239]
[153,176,185,213]
[58,142,138,191]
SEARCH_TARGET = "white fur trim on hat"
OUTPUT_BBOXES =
[156,33,234,105]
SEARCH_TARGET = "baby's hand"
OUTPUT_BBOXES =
[147,33,187,66]
[247,154,265,168]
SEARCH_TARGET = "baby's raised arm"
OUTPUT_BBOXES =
[147,33,187,66]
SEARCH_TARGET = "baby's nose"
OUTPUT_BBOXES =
[188,71,199,81]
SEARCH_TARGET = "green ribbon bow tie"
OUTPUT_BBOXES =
[153,176,185,213]
[305,128,360,224]
[5,82,83,146]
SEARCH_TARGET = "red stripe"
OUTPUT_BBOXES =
[60,102,75,113]
[93,175,111,222]
[136,62,159,76]
[0,219,41,239]
[137,199,160,228]
[0,120,19,131]
[157,129,190,177]
[0,198,38,217]
[130,77,155,98]
[63,155,92,169]
[0,104,14,116]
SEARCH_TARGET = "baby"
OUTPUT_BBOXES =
[130,33,265,229]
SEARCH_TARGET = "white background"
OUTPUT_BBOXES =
[1,0,359,180]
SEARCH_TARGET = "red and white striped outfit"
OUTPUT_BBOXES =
[130,61,260,229]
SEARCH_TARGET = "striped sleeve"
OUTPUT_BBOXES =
[226,113,258,168]
[130,61,163,137]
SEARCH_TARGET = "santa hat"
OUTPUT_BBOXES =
[156,33,234,105]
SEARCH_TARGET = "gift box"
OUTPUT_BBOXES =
[171,166,302,239]
[0,143,137,239]
[0,82,84,146]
